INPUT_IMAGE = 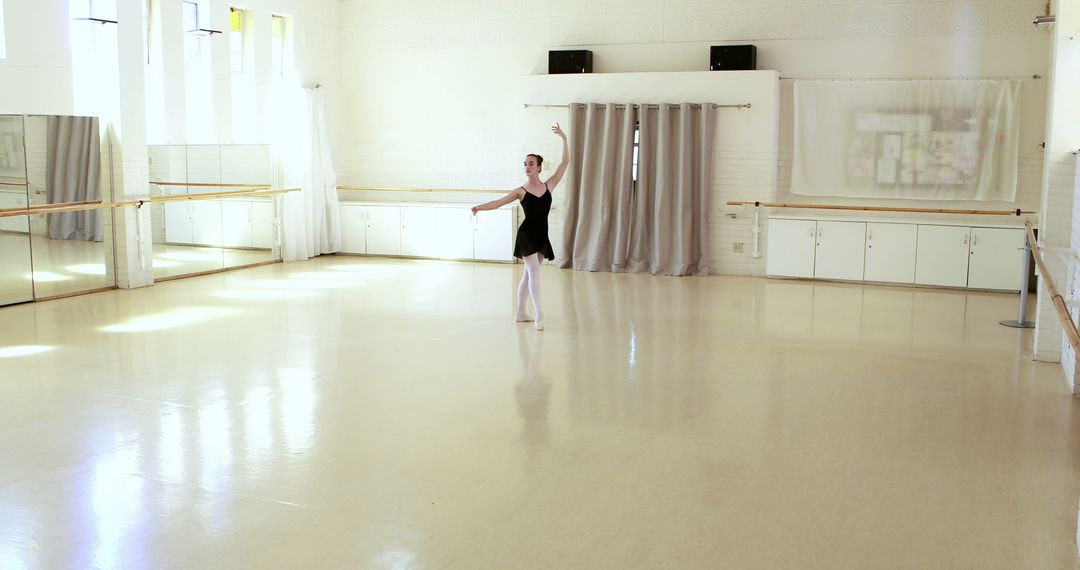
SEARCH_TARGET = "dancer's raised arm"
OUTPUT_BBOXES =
[543,123,570,190]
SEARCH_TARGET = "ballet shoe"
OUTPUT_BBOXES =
[516,314,534,323]
[535,319,545,331]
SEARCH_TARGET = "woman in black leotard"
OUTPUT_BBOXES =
[472,123,569,331]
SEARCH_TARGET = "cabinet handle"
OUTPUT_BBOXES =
[973,235,978,246]
[963,234,968,244]
[867,230,872,240]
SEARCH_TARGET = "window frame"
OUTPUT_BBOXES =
[229,7,245,74]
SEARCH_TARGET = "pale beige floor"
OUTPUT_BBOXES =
[0,257,1077,569]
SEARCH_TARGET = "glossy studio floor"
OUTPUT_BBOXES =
[0,256,1078,569]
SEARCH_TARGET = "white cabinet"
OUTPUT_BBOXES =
[366,205,402,256]
[338,204,404,256]
[164,203,193,244]
[813,221,865,281]
[337,202,514,262]
[0,191,28,233]
[221,201,253,248]
[766,218,817,278]
[475,208,515,261]
[165,199,272,249]
[252,201,273,248]
[914,225,970,288]
[340,204,367,254]
[968,228,1025,290]
[401,206,439,257]
[436,208,474,259]
[766,216,1026,292]
[865,223,917,284]
[191,201,223,246]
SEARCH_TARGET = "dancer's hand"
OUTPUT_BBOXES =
[551,122,566,139]
[471,206,479,215]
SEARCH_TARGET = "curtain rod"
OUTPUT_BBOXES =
[524,103,751,110]
[780,74,1041,81]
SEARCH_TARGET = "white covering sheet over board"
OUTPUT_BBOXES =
[792,80,1020,201]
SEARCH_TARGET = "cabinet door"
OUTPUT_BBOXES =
[221,201,253,248]
[365,205,401,256]
[864,223,916,284]
[0,192,28,233]
[339,204,367,254]
[164,203,193,244]
[766,219,817,278]
[191,201,223,246]
[813,221,866,281]
[401,206,439,257]
[474,208,514,261]
[915,225,970,287]
[968,227,1025,291]
[252,201,273,249]
[435,207,474,259]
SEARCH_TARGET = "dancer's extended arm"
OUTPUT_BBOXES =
[472,188,525,215]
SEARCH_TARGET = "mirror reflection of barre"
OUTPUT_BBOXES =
[147,144,278,281]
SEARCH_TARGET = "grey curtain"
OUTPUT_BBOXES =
[558,103,636,272]
[629,104,715,276]
[46,116,102,241]
[559,103,715,276]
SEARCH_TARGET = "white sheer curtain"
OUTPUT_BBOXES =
[280,87,341,262]
[793,79,1021,201]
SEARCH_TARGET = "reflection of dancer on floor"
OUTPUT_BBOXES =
[515,326,551,450]
[472,123,569,331]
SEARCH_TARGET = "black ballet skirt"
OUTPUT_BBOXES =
[513,185,555,261]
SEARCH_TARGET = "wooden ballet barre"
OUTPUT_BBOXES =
[1024,220,1080,354]
[151,181,272,188]
[0,201,122,218]
[726,201,1036,216]
[0,189,298,217]
[0,181,29,187]
[337,186,507,194]
[145,188,297,204]
[0,199,103,215]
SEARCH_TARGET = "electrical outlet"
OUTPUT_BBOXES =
[733,242,744,253]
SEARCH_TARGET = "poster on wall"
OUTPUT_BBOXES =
[793,80,1020,201]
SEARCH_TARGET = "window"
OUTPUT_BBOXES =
[632,122,640,182]
[230,7,255,141]
[229,8,244,73]
[182,0,213,142]
[143,0,152,65]
[71,0,117,21]
[0,1,6,60]
[271,15,285,77]
[181,1,198,32]
[182,1,201,67]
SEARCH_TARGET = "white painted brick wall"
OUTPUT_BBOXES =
[1035,158,1077,364]
[1063,153,1080,392]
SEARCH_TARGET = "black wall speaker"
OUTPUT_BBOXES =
[549,50,593,74]
[710,45,756,71]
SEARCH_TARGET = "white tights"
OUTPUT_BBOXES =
[516,253,544,330]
